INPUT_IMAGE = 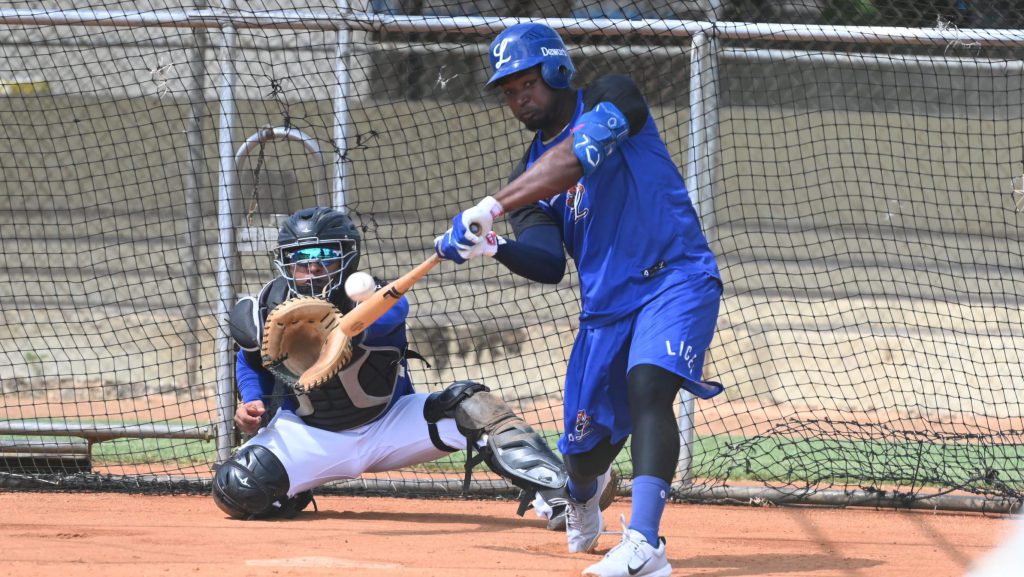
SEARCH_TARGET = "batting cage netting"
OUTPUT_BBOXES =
[0,1,1022,511]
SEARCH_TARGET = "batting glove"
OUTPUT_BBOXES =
[461,196,504,240]
[465,231,505,259]
[434,227,473,263]
[434,197,504,263]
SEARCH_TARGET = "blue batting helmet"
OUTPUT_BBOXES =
[486,23,575,90]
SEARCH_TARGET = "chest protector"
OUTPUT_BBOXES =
[233,278,403,432]
[292,343,403,431]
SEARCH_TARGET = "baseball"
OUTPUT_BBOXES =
[345,271,377,303]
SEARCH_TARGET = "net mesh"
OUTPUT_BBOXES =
[0,1,1022,508]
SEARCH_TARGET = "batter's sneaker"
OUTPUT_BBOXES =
[582,518,670,577]
[544,468,618,531]
[566,467,614,553]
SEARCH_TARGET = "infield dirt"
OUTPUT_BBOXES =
[3,492,1010,577]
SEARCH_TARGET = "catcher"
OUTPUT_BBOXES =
[213,206,607,524]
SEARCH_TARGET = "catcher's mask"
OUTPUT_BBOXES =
[274,240,357,299]
[274,207,361,299]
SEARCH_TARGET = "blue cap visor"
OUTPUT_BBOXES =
[486,56,545,86]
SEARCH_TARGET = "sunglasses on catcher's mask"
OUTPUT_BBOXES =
[287,247,344,264]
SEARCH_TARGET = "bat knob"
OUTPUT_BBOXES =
[469,222,481,235]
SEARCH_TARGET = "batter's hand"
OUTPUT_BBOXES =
[435,197,503,263]
[434,224,474,263]
[465,231,504,259]
[233,400,266,436]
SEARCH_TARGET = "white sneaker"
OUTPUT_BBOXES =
[543,468,618,531]
[582,516,671,577]
[566,468,613,553]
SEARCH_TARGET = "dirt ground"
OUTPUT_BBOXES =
[3,492,1012,577]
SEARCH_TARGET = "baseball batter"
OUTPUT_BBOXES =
[435,23,724,577]
[213,206,570,523]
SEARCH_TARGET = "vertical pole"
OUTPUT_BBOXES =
[699,0,725,21]
[332,0,353,212]
[686,33,720,240]
[181,0,211,413]
[680,30,721,486]
[213,3,240,463]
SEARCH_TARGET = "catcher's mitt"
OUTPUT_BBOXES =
[261,296,352,393]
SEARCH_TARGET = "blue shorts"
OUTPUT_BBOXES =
[558,273,723,455]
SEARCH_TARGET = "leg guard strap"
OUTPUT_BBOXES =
[427,422,460,453]
[454,386,568,493]
[425,380,568,495]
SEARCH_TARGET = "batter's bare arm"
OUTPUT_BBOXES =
[433,141,580,263]
[494,139,582,212]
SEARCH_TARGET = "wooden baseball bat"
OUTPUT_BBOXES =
[337,217,489,336]
[337,253,443,336]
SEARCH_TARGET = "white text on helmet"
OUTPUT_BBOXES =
[541,47,567,57]
[493,38,512,69]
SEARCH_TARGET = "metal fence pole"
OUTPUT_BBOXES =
[213,3,240,463]
[182,0,212,407]
[332,0,354,212]
[679,30,722,486]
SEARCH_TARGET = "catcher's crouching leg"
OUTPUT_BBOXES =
[212,445,316,520]
[424,381,569,515]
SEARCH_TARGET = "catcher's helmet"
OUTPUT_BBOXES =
[274,207,360,299]
[486,23,575,90]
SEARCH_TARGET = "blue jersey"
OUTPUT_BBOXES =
[517,75,719,327]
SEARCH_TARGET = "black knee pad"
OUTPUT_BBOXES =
[423,380,489,424]
[211,445,291,520]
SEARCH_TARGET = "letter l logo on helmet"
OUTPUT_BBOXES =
[493,38,512,70]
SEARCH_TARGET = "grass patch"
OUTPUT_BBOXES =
[414,431,1024,493]
[91,437,216,466]
[6,420,1021,493]
[1,418,215,466]
[692,433,1024,489]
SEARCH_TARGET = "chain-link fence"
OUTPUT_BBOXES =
[0,1,1022,512]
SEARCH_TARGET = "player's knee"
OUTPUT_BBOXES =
[564,452,609,483]
[424,380,523,442]
[627,364,684,410]
[211,445,290,520]
[423,379,524,448]
[564,436,626,484]
[424,380,566,492]
[423,380,490,425]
